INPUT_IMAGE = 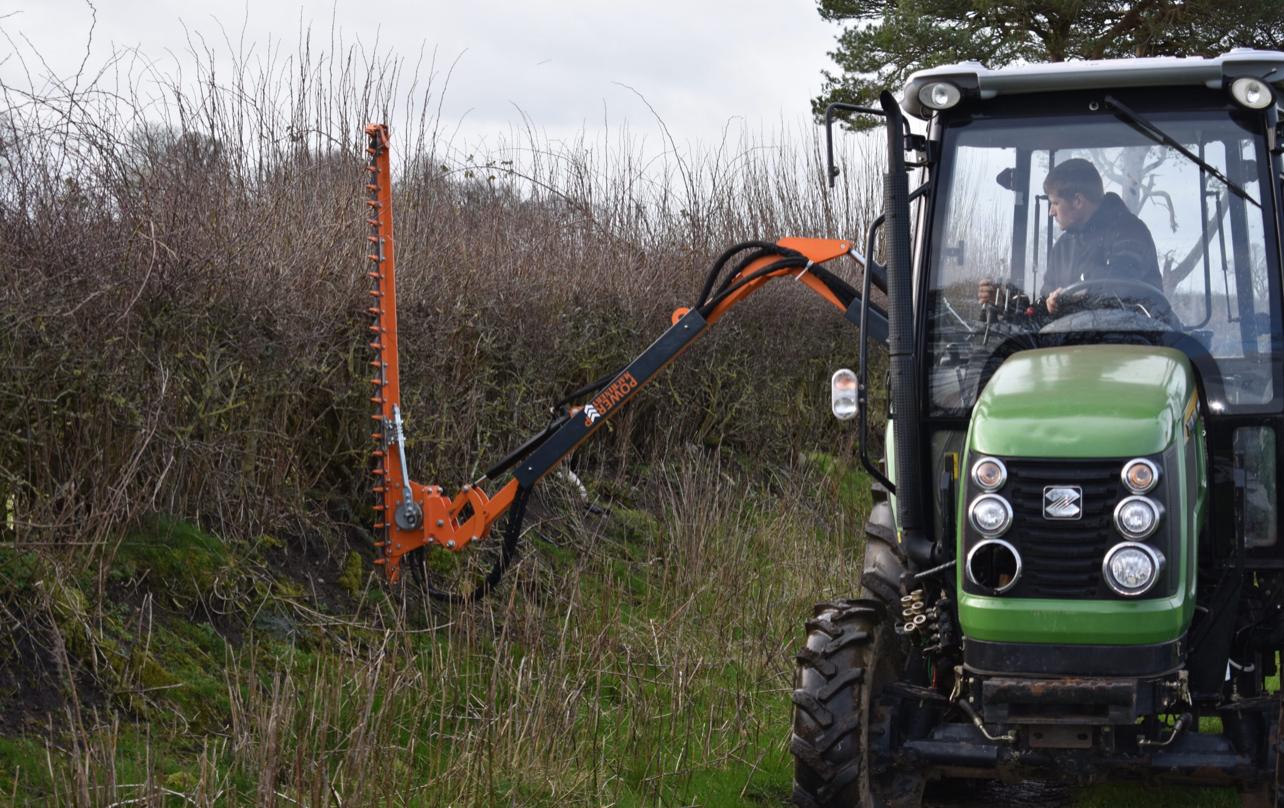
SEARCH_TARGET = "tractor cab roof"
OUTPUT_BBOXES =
[902,49,1284,119]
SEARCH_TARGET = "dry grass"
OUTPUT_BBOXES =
[1,451,868,806]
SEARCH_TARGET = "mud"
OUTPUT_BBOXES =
[924,779,1074,807]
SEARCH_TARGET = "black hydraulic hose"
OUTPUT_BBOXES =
[554,371,618,410]
[713,245,801,299]
[697,240,782,306]
[559,250,847,416]
[426,483,533,604]
[558,245,792,410]
[702,249,863,316]
[560,244,808,408]
[552,247,796,443]
[879,90,933,571]
[483,412,571,481]
[698,256,809,315]
[809,263,858,308]
[712,247,787,298]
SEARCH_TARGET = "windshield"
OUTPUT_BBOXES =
[927,108,1282,416]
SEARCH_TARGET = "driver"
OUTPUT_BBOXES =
[978,158,1162,315]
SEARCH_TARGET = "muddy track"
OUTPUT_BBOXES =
[924,780,1073,807]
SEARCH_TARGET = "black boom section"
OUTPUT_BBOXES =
[513,309,708,488]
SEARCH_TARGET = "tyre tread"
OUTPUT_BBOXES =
[791,601,877,807]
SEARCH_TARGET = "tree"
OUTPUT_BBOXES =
[814,0,1284,117]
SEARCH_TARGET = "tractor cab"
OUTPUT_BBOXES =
[923,89,1280,417]
[794,51,1284,806]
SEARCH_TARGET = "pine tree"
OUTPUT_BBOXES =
[815,0,1284,118]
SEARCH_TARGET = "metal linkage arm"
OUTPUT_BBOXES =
[512,307,707,488]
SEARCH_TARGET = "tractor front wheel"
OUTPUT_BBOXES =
[791,596,921,808]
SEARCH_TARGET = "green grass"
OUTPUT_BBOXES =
[0,454,850,805]
[1076,782,1238,807]
[0,457,1273,806]
[0,737,50,803]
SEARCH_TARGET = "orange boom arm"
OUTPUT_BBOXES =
[362,124,888,590]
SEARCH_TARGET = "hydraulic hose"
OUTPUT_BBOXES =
[710,247,798,298]
[699,256,809,315]
[555,372,617,410]
[557,242,807,410]
[425,484,532,604]
[697,240,783,306]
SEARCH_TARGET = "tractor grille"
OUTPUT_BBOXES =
[1002,458,1125,599]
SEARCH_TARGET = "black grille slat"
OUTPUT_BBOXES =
[1026,570,1099,581]
[1001,458,1125,599]
[1023,558,1103,566]
[1020,525,1111,540]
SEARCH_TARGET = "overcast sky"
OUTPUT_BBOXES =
[0,0,841,154]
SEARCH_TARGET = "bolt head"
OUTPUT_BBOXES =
[436,519,445,527]
[446,540,455,549]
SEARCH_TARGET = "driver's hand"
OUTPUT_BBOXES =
[1047,287,1063,315]
[977,279,997,306]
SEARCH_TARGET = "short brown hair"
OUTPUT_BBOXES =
[1044,158,1104,204]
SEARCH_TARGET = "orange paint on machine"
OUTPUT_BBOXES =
[589,371,639,417]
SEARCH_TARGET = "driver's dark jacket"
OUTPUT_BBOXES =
[1040,192,1161,297]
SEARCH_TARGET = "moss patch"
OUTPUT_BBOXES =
[112,516,236,611]
[338,551,365,598]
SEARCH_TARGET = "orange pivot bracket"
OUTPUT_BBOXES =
[778,237,852,264]
[702,237,854,324]
[379,479,521,573]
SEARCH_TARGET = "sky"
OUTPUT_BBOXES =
[0,0,842,154]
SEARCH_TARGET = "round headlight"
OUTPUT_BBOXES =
[966,539,1023,595]
[918,81,962,111]
[1103,542,1164,597]
[1230,77,1274,110]
[971,457,1007,491]
[969,494,1013,537]
[1114,496,1162,540]
[1121,458,1159,494]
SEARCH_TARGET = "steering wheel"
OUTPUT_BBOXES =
[1054,278,1173,322]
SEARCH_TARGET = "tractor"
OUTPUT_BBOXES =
[361,49,1284,806]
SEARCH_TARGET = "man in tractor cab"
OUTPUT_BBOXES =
[978,157,1162,316]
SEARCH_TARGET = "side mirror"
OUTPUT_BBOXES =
[831,368,859,421]
[824,102,886,189]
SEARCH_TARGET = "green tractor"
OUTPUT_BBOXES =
[792,50,1284,806]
